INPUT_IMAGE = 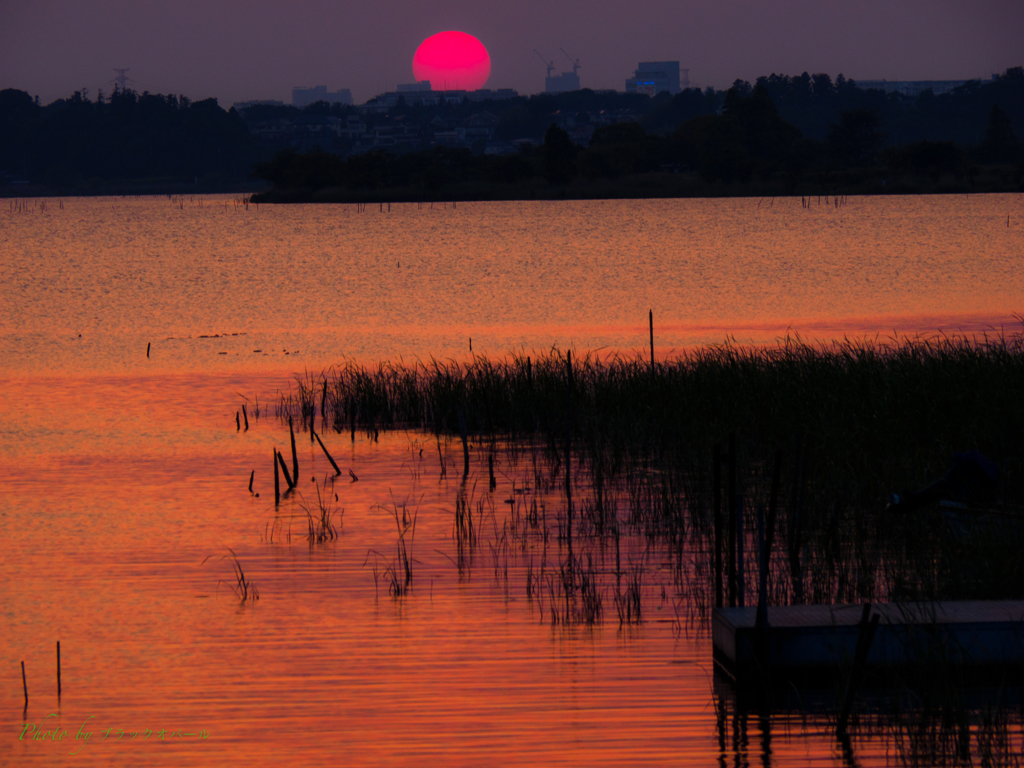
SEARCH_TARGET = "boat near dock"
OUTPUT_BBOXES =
[713,600,1024,679]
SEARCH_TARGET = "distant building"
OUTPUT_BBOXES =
[855,78,985,97]
[511,138,539,151]
[625,62,683,95]
[292,86,354,108]
[397,81,432,92]
[340,114,367,139]
[433,128,466,147]
[232,99,286,111]
[464,111,499,142]
[291,114,344,148]
[359,87,518,113]
[360,90,439,113]
[546,70,580,94]
[248,118,293,142]
[464,88,519,102]
[484,141,516,156]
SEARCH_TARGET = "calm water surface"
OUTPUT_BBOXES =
[2,194,1022,766]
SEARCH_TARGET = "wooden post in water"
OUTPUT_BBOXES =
[649,309,654,372]
[713,444,723,609]
[314,430,342,476]
[837,604,880,735]
[756,504,768,628]
[242,404,249,431]
[736,492,745,608]
[565,350,574,579]
[727,432,737,607]
[766,449,782,565]
[789,442,806,604]
[457,406,470,477]
[756,448,783,629]
[273,450,280,504]
[289,417,299,484]
[21,661,27,708]
[276,450,295,490]
[56,642,60,698]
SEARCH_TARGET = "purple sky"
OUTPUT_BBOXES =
[2,0,1021,107]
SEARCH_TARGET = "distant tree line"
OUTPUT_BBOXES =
[1,67,1022,196]
[0,87,256,191]
[253,68,1024,199]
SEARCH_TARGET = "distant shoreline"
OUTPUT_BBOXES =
[250,168,1023,204]
[0,179,268,199]
[2,168,1020,201]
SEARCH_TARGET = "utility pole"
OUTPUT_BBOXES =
[111,68,133,93]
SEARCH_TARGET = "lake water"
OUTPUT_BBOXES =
[2,193,1023,766]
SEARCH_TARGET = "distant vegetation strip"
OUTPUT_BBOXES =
[249,68,1023,201]
[0,88,257,193]
[1,67,1021,197]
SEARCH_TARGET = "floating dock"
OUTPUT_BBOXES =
[713,600,1024,677]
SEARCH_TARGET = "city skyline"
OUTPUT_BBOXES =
[1,0,1021,107]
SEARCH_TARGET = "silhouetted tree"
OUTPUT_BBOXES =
[812,73,834,100]
[487,153,534,184]
[590,122,645,146]
[0,87,255,187]
[729,79,753,100]
[883,140,963,180]
[641,87,721,134]
[979,104,1021,163]
[674,83,802,183]
[580,122,666,179]
[827,109,883,165]
[543,123,577,184]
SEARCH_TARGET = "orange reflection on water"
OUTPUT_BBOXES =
[0,368,723,766]
[2,194,1022,375]
[3,194,1023,765]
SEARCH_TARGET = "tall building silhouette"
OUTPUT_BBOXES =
[625,62,684,95]
[292,86,353,108]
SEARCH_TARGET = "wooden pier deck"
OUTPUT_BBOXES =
[713,600,1024,677]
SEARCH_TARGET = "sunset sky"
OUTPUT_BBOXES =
[1,0,1021,107]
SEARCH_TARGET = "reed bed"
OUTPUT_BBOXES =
[830,647,1024,767]
[227,549,259,605]
[364,497,420,597]
[721,678,1023,768]
[302,476,342,545]
[280,331,1024,609]
[271,331,1024,766]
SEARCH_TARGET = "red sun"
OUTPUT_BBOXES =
[412,31,491,91]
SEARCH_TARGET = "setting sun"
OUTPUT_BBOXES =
[412,30,491,91]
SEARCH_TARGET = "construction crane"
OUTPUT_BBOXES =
[533,49,555,78]
[560,49,581,76]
